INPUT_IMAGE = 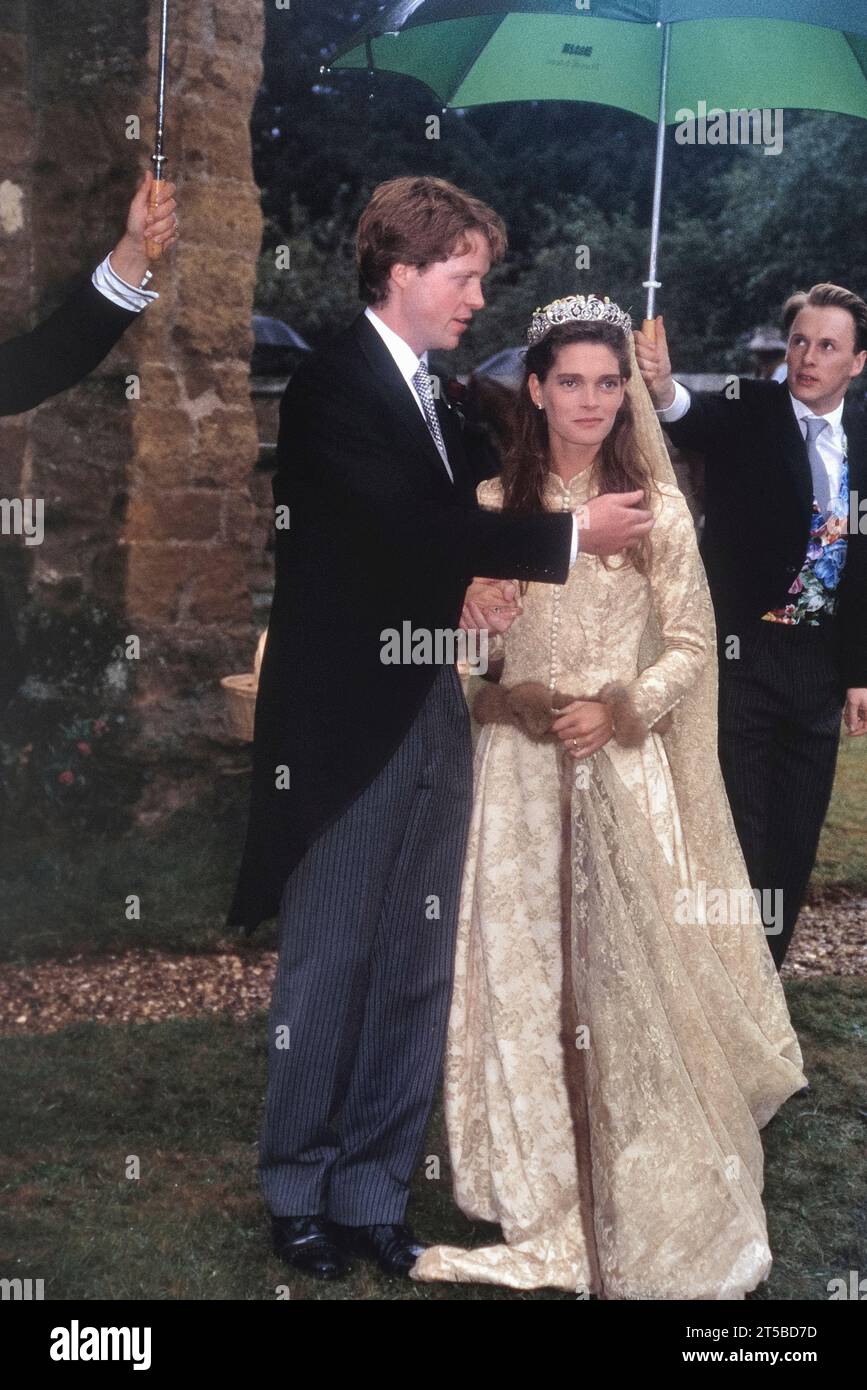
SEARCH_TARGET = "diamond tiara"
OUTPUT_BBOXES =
[526,294,632,347]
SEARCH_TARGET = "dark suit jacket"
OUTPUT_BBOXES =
[227,310,573,932]
[664,378,867,689]
[0,276,138,702]
[0,277,136,418]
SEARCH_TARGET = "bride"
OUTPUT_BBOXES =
[411,294,807,1300]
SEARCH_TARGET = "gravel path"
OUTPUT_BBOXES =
[1,888,864,1037]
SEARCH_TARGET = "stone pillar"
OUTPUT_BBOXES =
[0,0,265,826]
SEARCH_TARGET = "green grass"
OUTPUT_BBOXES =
[0,979,864,1301]
[0,773,277,964]
[1,730,864,966]
[813,730,867,889]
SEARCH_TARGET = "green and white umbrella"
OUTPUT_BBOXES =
[330,1,867,327]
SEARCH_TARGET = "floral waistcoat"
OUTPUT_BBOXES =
[761,441,849,626]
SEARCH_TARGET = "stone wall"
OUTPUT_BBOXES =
[0,0,266,824]
[0,0,33,675]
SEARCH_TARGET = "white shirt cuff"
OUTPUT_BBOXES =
[91,253,159,312]
[655,378,690,422]
[569,513,580,567]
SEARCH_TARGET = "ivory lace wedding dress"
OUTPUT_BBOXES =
[411,461,807,1300]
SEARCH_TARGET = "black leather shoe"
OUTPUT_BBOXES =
[271,1215,350,1280]
[335,1222,426,1277]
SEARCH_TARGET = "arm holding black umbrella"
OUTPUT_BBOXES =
[1,0,176,416]
[0,169,178,712]
[0,170,178,418]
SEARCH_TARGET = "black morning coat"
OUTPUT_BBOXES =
[227,310,573,932]
[0,277,136,417]
[0,277,137,701]
[664,378,867,690]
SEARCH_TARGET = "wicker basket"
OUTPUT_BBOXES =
[221,629,267,742]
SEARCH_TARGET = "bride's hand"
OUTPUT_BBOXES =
[459,578,522,634]
[550,699,613,759]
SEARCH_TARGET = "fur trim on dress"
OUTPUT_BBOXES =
[472,678,671,746]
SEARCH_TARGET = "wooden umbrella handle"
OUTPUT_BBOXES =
[145,177,167,260]
[641,317,657,341]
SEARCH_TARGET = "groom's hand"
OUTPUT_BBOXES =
[459,577,522,634]
[634,315,676,409]
[578,490,654,556]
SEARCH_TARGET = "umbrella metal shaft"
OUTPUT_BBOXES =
[147,0,170,259]
[644,21,672,330]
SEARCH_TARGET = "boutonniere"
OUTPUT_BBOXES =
[442,377,468,426]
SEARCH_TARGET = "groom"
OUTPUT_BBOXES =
[228,175,654,1279]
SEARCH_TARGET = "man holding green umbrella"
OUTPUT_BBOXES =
[635,289,867,967]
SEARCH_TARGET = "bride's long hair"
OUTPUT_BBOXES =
[501,320,659,578]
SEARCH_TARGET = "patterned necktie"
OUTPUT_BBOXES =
[411,364,452,480]
[804,416,831,516]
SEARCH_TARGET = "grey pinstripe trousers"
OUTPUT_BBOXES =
[258,662,474,1225]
